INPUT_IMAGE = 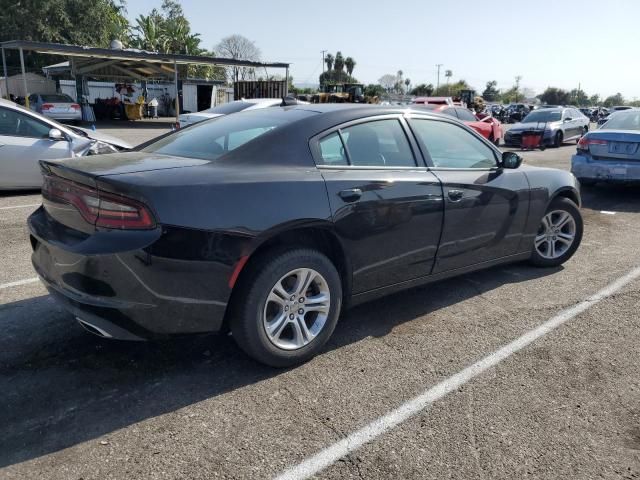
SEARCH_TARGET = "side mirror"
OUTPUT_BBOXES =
[48,128,64,141]
[501,151,522,169]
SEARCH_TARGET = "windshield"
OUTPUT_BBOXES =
[602,111,640,130]
[41,94,75,103]
[522,110,562,123]
[201,101,256,115]
[143,109,312,160]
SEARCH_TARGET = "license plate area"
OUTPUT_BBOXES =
[608,142,638,155]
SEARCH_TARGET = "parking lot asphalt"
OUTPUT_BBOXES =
[1,137,639,480]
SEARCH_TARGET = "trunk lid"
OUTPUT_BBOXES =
[585,130,640,161]
[39,152,209,232]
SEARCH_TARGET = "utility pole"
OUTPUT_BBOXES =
[435,64,443,92]
[514,75,522,103]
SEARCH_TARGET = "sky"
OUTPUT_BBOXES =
[126,0,640,99]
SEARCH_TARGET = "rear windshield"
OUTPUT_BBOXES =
[142,109,313,160]
[522,110,561,123]
[602,111,640,130]
[201,101,255,115]
[41,94,75,103]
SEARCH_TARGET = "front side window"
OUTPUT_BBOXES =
[410,119,497,169]
[0,107,51,138]
[455,108,477,122]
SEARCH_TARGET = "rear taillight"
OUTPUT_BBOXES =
[41,103,54,111]
[71,103,81,111]
[577,136,607,151]
[42,176,155,230]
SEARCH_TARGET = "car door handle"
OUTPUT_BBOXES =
[447,189,464,201]
[339,188,362,202]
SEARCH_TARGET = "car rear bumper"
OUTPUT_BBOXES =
[571,154,640,182]
[42,111,82,121]
[28,207,230,340]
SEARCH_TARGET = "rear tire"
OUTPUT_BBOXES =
[528,197,583,268]
[229,248,342,367]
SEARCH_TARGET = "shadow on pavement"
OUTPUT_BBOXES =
[0,263,558,468]
[580,184,640,214]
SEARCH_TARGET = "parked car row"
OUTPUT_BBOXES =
[504,107,590,148]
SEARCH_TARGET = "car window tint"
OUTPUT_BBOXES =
[441,108,457,118]
[318,132,348,166]
[456,108,477,122]
[143,109,313,161]
[410,119,496,169]
[0,107,51,138]
[341,119,415,167]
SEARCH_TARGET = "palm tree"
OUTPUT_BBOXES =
[445,70,453,93]
[345,57,356,77]
[324,53,334,73]
[404,78,410,93]
[334,52,345,73]
[133,14,162,51]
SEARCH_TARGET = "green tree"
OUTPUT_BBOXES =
[404,78,410,93]
[482,80,499,102]
[334,52,345,73]
[410,83,434,96]
[603,93,625,107]
[345,57,356,76]
[324,53,334,72]
[0,0,130,71]
[364,84,386,98]
[538,87,571,105]
[589,94,601,106]
[434,79,472,97]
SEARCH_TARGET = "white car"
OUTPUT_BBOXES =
[178,98,308,127]
[0,99,131,190]
[28,93,82,122]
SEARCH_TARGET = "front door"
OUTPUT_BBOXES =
[0,106,71,188]
[408,117,530,273]
[313,116,444,294]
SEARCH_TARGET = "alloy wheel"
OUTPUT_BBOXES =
[535,210,576,259]
[263,268,331,350]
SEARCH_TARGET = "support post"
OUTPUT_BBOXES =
[1,48,8,99]
[174,61,179,125]
[285,66,289,97]
[19,47,28,108]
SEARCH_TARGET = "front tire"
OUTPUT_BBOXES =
[553,131,563,148]
[230,248,342,367]
[529,197,583,268]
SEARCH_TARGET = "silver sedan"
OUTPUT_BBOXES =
[0,99,131,190]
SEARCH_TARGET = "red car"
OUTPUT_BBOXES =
[413,104,503,146]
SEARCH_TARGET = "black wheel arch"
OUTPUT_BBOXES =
[224,222,353,329]
[549,186,581,209]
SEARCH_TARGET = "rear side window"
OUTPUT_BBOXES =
[455,108,477,122]
[410,119,496,169]
[143,109,312,160]
[318,132,348,165]
[317,119,415,168]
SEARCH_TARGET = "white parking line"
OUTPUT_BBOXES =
[0,277,40,290]
[0,203,40,211]
[274,266,640,480]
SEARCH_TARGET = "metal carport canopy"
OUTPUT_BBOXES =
[0,40,290,122]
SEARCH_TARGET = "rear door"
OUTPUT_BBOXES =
[312,115,444,294]
[0,106,72,188]
[407,116,530,273]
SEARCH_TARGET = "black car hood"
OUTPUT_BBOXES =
[45,151,210,178]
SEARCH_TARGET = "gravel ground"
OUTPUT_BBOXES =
[0,137,639,480]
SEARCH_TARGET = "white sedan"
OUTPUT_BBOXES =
[28,93,82,122]
[178,98,307,128]
[0,99,131,190]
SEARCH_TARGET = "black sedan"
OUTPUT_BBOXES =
[28,105,583,367]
